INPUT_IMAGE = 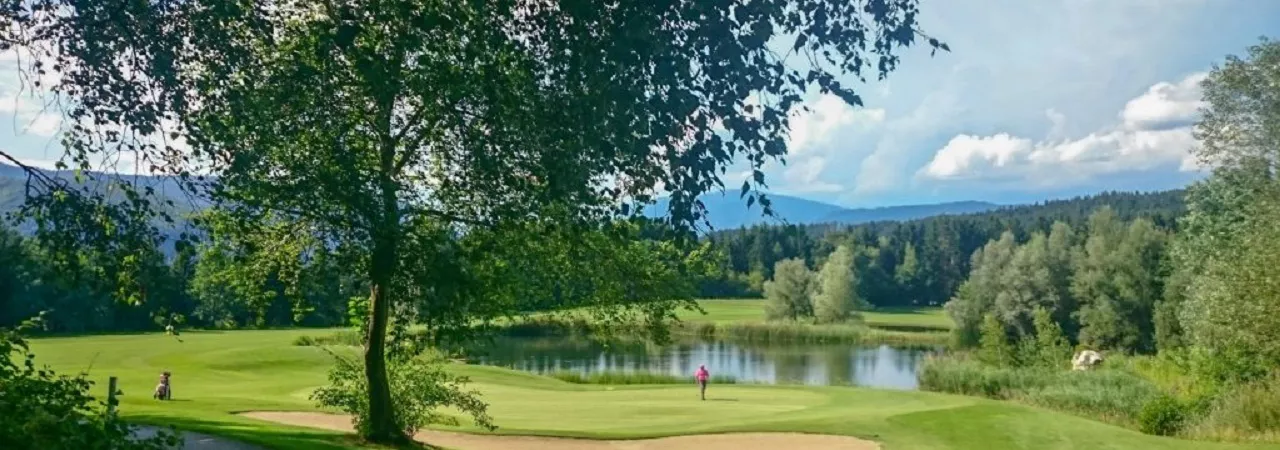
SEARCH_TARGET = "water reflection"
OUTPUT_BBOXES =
[466,337,937,390]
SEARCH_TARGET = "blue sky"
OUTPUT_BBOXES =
[724,0,1280,207]
[3,0,1279,207]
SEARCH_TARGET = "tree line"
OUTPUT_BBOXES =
[698,189,1185,307]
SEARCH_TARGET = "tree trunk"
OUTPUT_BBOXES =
[363,233,402,443]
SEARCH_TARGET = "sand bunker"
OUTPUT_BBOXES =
[241,411,880,450]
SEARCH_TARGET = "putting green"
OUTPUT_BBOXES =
[27,329,1280,450]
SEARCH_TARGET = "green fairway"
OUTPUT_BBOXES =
[26,329,1280,450]
[681,299,953,331]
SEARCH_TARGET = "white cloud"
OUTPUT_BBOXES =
[1120,72,1207,131]
[917,72,1206,188]
[786,94,884,155]
[748,93,885,195]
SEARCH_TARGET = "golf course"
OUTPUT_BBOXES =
[24,302,1280,450]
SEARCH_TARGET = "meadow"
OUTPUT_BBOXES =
[27,326,1280,450]
[677,299,953,332]
[666,299,952,346]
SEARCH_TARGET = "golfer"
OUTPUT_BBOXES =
[695,365,710,400]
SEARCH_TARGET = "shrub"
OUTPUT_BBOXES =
[1188,374,1280,441]
[311,349,494,438]
[0,316,180,450]
[1138,395,1186,436]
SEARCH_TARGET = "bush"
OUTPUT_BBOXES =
[1188,374,1280,441]
[1138,395,1186,436]
[0,316,180,450]
[310,349,494,438]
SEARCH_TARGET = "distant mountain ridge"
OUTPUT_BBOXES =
[644,193,1003,230]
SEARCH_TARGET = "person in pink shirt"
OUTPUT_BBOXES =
[694,365,710,400]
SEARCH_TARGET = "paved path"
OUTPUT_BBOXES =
[132,426,263,450]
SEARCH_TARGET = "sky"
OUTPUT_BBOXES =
[2,0,1279,207]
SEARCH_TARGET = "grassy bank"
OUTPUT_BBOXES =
[919,353,1280,442]
[918,354,1163,429]
[680,299,953,330]
[547,371,737,385]
[27,329,1280,450]
[472,299,953,346]
[673,320,948,346]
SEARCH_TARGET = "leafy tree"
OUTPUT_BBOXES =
[764,258,814,321]
[4,0,947,442]
[1176,38,1280,384]
[996,232,1059,336]
[1073,208,1167,352]
[1045,222,1079,336]
[812,245,860,323]
[946,232,1017,347]
[978,313,1016,367]
[1031,307,1072,369]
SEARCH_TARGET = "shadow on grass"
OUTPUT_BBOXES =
[127,414,439,450]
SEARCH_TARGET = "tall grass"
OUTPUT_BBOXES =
[677,321,948,346]
[919,354,1161,428]
[548,370,737,385]
[293,315,949,347]
[293,330,362,347]
[1186,374,1280,442]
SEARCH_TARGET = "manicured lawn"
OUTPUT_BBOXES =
[681,299,953,331]
[27,329,1280,450]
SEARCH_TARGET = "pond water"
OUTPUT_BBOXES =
[466,337,939,390]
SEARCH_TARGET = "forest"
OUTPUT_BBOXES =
[0,189,1182,334]
[698,189,1185,306]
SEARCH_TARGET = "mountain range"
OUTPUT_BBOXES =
[644,193,1001,230]
[1,163,1003,233]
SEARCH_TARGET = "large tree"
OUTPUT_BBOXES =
[3,0,944,443]
[1175,38,1280,383]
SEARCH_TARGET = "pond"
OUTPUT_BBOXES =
[466,337,939,390]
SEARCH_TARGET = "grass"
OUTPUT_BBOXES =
[678,299,954,332]
[547,370,737,385]
[478,299,953,345]
[27,329,1280,450]
[676,299,951,345]
[674,321,948,346]
[918,355,1162,429]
